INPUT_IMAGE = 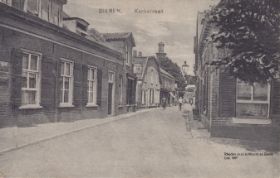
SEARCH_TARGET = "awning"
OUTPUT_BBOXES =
[126,73,137,80]
[169,92,175,98]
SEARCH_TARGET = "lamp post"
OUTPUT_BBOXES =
[182,61,188,76]
[182,61,189,85]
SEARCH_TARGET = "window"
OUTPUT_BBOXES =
[125,45,129,64]
[133,64,142,74]
[119,75,123,104]
[41,0,49,21]
[21,51,41,108]
[52,2,60,26]
[236,79,270,118]
[0,0,11,5]
[150,69,154,84]
[24,0,41,16]
[108,72,114,83]
[87,67,97,106]
[59,60,74,106]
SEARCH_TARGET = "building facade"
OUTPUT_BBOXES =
[155,42,177,106]
[0,1,131,127]
[102,32,137,112]
[133,54,161,108]
[194,11,280,142]
[160,68,176,106]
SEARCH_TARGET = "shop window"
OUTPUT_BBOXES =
[236,79,270,118]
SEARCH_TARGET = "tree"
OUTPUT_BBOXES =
[209,0,280,83]
[158,57,186,90]
[184,75,197,85]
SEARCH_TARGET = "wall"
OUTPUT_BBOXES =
[0,9,127,127]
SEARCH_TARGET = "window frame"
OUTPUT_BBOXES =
[236,79,271,118]
[19,49,42,109]
[236,80,270,104]
[40,0,50,21]
[119,75,123,105]
[86,66,98,107]
[59,58,74,107]
[0,0,11,5]
[24,0,42,17]
[125,45,129,65]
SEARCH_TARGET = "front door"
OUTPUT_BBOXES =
[108,71,115,115]
[108,83,113,115]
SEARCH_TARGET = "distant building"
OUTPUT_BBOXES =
[155,42,177,105]
[132,54,161,108]
[102,32,137,112]
[160,68,176,106]
[194,11,280,142]
[156,42,167,59]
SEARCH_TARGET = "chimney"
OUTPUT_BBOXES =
[158,42,165,53]
[138,51,142,57]
[133,50,137,57]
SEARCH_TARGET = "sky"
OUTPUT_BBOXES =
[64,0,219,75]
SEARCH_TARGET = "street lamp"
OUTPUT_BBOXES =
[182,61,189,76]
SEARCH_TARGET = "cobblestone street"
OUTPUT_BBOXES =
[0,105,279,178]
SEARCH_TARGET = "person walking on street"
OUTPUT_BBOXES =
[162,97,167,110]
[178,97,183,111]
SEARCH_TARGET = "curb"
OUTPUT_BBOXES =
[0,108,160,155]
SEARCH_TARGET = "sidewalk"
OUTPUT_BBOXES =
[182,104,210,139]
[0,108,159,154]
[181,104,280,152]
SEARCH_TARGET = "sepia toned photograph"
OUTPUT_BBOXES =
[0,0,279,177]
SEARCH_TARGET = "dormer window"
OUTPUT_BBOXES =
[0,0,11,5]
[77,22,87,32]
[24,0,41,16]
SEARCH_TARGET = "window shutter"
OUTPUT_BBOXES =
[96,68,102,106]
[41,55,54,108]
[12,0,25,10]
[55,60,61,106]
[73,63,82,107]
[11,49,23,109]
[270,79,280,118]
[82,64,88,106]
[219,70,236,117]
[132,79,136,104]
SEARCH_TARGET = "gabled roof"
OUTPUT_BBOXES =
[102,32,136,47]
[63,17,90,26]
[132,56,161,81]
[87,28,106,42]
[160,68,175,80]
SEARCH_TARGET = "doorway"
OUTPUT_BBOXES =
[108,71,115,115]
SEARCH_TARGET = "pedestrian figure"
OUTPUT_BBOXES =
[178,97,183,111]
[162,97,167,110]
[189,98,193,106]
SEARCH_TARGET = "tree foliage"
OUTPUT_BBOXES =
[209,0,280,83]
[159,57,186,90]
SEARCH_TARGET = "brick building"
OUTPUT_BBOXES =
[102,32,137,112]
[194,11,280,142]
[155,42,177,106]
[132,54,161,108]
[159,68,176,106]
[0,1,132,127]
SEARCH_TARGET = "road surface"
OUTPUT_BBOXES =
[0,106,279,178]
